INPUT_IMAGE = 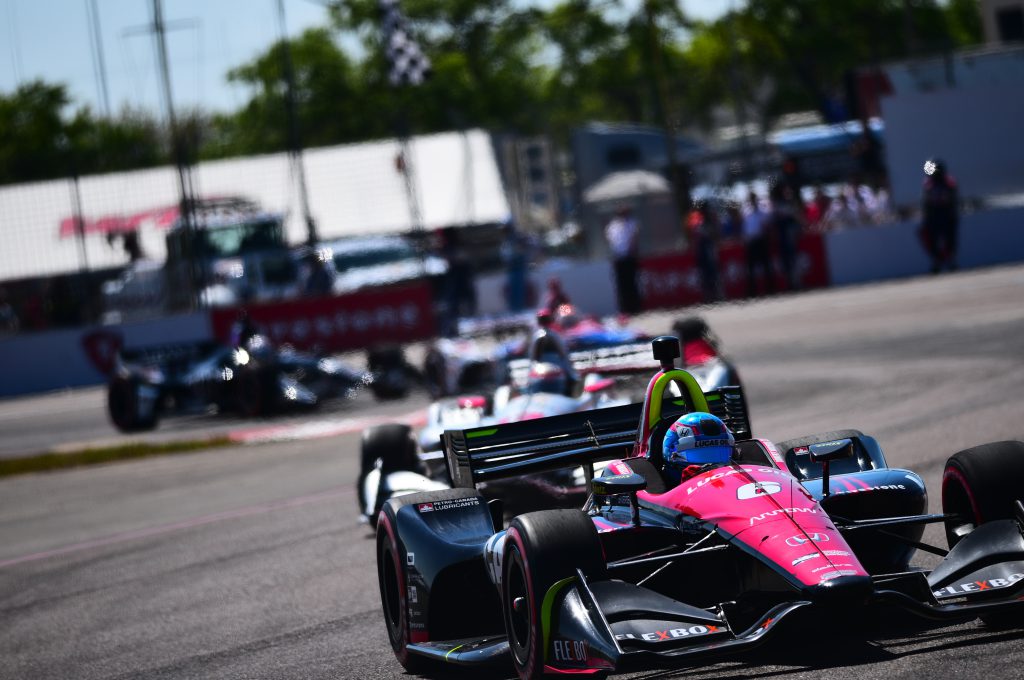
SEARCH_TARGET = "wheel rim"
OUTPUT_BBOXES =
[505,547,532,666]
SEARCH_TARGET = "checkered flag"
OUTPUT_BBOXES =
[380,0,431,86]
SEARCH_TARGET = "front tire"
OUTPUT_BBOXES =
[942,440,1024,549]
[502,509,606,680]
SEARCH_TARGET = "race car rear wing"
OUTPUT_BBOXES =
[442,385,751,488]
[505,342,653,383]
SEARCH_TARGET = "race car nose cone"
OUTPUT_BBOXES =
[803,574,873,605]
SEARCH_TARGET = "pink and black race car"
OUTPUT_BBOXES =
[375,337,1024,678]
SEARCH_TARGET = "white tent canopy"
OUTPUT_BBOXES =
[1,129,509,281]
[582,169,671,204]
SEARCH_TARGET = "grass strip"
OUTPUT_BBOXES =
[0,436,234,478]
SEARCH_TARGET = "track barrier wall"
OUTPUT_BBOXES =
[2,207,1023,398]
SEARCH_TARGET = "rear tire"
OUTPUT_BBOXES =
[358,424,420,519]
[376,505,429,673]
[235,365,273,417]
[942,440,1024,549]
[368,345,411,400]
[502,509,606,680]
[107,377,158,432]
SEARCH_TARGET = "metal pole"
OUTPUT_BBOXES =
[70,172,89,275]
[643,0,687,243]
[399,135,424,232]
[276,0,318,245]
[86,0,111,117]
[152,0,200,309]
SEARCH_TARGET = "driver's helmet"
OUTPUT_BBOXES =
[554,303,580,330]
[663,412,734,471]
[526,361,568,395]
[923,157,946,178]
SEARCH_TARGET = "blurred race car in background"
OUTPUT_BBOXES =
[357,312,744,523]
[107,333,410,433]
[422,308,740,399]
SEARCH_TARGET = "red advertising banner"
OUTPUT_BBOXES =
[639,234,831,311]
[210,283,437,353]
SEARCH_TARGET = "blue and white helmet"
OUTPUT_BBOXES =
[663,412,734,467]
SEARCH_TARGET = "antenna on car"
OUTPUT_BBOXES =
[651,336,680,372]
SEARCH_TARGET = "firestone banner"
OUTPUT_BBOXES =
[210,283,436,352]
[638,235,830,311]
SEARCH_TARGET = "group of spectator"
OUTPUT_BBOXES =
[600,158,957,313]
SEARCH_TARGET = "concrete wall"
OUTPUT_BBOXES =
[3,207,1023,398]
[0,312,209,398]
[825,206,1024,286]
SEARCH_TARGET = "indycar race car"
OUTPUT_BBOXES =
[358,315,742,524]
[423,309,740,399]
[374,336,1024,678]
[107,334,408,432]
[357,370,633,524]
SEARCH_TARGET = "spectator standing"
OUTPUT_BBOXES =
[822,193,861,231]
[688,203,721,302]
[439,227,478,335]
[604,206,641,314]
[742,193,774,297]
[920,158,960,273]
[0,287,19,336]
[769,184,804,292]
[500,219,530,313]
[804,185,831,231]
[301,250,333,297]
[543,276,571,311]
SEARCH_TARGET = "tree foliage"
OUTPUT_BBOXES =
[0,0,989,185]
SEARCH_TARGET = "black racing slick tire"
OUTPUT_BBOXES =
[502,509,606,680]
[235,365,273,417]
[357,424,420,518]
[376,503,429,674]
[107,377,158,433]
[942,440,1024,549]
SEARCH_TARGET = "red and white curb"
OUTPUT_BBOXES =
[226,409,429,445]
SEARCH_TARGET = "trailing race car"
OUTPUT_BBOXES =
[374,336,1024,678]
[107,333,409,432]
[422,309,740,399]
[357,369,633,524]
[359,314,742,523]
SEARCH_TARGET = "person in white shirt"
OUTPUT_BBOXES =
[604,206,640,314]
[742,192,774,296]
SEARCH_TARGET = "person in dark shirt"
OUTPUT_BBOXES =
[920,158,960,274]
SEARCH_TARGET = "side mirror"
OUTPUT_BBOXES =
[808,438,854,463]
[592,472,647,496]
[592,473,647,527]
[809,438,854,498]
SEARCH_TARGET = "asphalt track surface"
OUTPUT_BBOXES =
[2,264,1024,680]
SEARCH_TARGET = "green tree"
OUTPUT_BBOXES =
[329,0,547,134]
[205,28,374,158]
[0,81,72,184]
